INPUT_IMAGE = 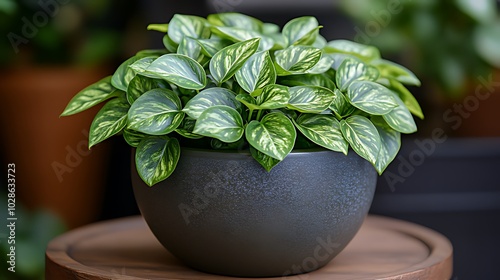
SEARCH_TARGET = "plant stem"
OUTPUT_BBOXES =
[256,110,263,121]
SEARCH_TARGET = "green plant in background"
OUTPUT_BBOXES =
[62,13,423,186]
[340,0,500,97]
[0,0,121,66]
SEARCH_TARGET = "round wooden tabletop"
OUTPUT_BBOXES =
[45,215,453,280]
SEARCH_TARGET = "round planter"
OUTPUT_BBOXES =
[131,148,377,277]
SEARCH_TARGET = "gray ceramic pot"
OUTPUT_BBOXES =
[132,148,377,277]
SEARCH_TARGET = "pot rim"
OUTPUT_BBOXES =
[175,147,349,159]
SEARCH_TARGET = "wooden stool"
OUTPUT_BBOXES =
[46,215,453,279]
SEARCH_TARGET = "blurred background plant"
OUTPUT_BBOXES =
[340,0,500,98]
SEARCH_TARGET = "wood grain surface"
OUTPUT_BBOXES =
[45,215,453,280]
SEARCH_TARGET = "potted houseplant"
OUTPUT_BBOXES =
[61,13,422,277]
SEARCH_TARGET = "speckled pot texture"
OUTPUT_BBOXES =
[132,148,377,277]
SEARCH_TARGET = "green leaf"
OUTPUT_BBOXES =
[235,51,276,93]
[163,34,178,53]
[123,129,147,147]
[282,16,321,46]
[209,38,260,85]
[193,105,244,143]
[136,49,169,58]
[382,90,417,134]
[135,136,181,186]
[245,112,296,160]
[175,118,203,139]
[183,87,241,119]
[208,13,263,31]
[372,117,401,174]
[210,26,274,51]
[324,40,381,62]
[146,54,206,90]
[275,46,322,75]
[306,54,335,74]
[329,89,356,118]
[340,115,381,165]
[293,114,348,154]
[389,80,424,119]
[372,59,421,86]
[61,76,119,116]
[263,23,280,34]
[167,14,210,44]
[89,97,130,148]
[287,86,335,113]
[346,81,398,115]
[128,88,184,135]
[235,94,259,110]
[127,75,168,104]
[336,57,379,92]
[195,38,232,57]
[178,37,203,62]
[255,84,290,109]
[112,56,141,91]
[250,146,281,172]
[278,73,335,89]
[147,23,169,33]
[129,57,158,78]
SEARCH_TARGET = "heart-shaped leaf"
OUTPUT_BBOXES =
[167,14,210,44]
[336,57,380,92]
[282,16,321,46]
[135,136,181,186]
[372,59,421,86]
[89,97,130,148]
[208,13,263,31]
[372,117,401,174]
[288,86,335,113]
[250,146,281,172]
[246,112,296,160]
[195,38,232,57]
[274,46,322,75]
[293,114,348,154]
[346,81,398,115]
[128,88,184,135]
[324,40,381,62]
[235,51,276,93]
[178,37,203,62]
[127,75,169,104]
[209,38,260,85]
[112,56,141,91]
[254,84,290,109]
[193,105,244,143]
[61,76,120,116]
[129,57,159,78]
[146,54,206,90]
[340,115,381,165]
[183,87,241,119]
[382,90,417,134]
[210,26,274,51]
[389,80,424,119]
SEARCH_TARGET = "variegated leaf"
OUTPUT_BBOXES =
[389,80,424,119]
[346,81,398,115]
[274,46,322,75]
[372,117,401,174]
[127,75,168,104]
[135,136,181,186]
[235,51,276,93]
[112,56,141,91]
[293,114,348,154]
[61,76,120,116]
[329,89,356,118]
[245,112,296,160]
[250,146,281,172]
[372,59,421,86]
[306,54,335,74]
[336,57,379,92]
[208,13,263,31]
[210,26,274,51]
[209,38,260,85]
[382,90,417,134]
[183,87,241,119]
[129,57,159,78]
[287,86,335,113]
[340,115,381,165]
[146,54,206,90]
[236,94,260,110]
[167,14,210,44]
[175,118,203,139]
[195,38,232,57]
[178,37,203,62]
[255,84,290,109]
[128,88,184,135]
[278,73,335,89]
[324,40,381,62]
[282,16,321,46]
[193,105,244,143]
[123,128,147,147]
[89,97,130,148]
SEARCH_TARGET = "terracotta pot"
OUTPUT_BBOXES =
[0,66,111,228]
[132,148,377,277]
